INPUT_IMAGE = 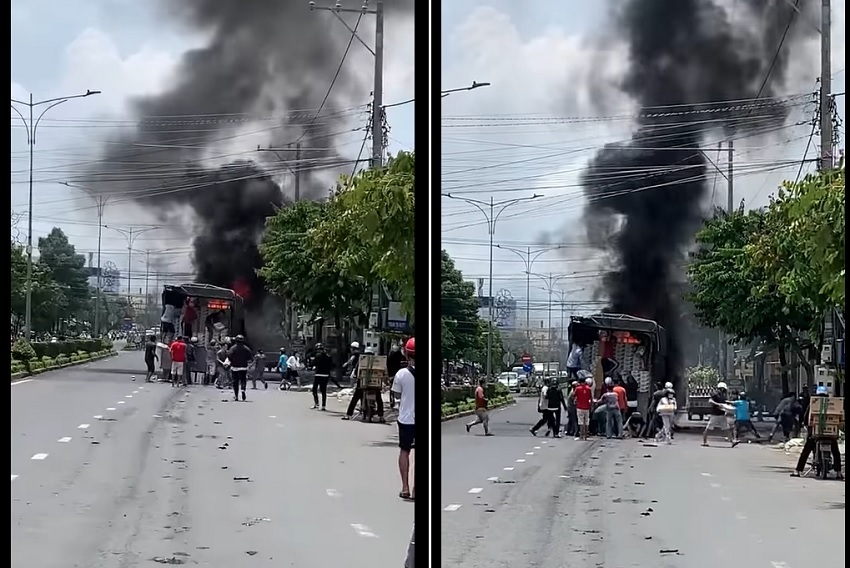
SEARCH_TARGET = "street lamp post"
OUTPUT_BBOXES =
[441,81,491,98]
[11,89,101,339]
[528,272,578,372]
[552,287,586,361]
[445,193,542,378]
[104,225,160,308]
[495,244,565,350]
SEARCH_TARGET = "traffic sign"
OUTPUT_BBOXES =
[521,353,532,364]
[522,363,533,374]
[502,352,516,367]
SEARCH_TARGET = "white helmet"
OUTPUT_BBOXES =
[604,377,613,386]
[664,381,673,389]
[716,381,728,390]
[350,341,360,349]
[585,377,593,385]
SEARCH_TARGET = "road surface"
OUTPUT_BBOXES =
[442,398,845,568]
[12,352,413,567]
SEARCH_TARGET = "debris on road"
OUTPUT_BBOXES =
[242,517,270,526]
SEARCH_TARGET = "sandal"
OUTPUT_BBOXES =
[399,492,414,501]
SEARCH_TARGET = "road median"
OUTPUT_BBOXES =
[441,396,516,422]
[11,349,117,381]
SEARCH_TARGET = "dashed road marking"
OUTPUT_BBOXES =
[326,489,340,497]
[269,415,277,418]
[770,562,790,568]
[93,415,103,420]
[118,401,126,404]
[31,453,48,460]
[709,482,722,489]
[721,496,731,502]
[534,446,541,449]
[559,475,570,479]
[516,459,526,463]
[350,524,378,538]
[125,395,133,398]
[57,437,72,443]
[468,487,483,494]
[11,379,33,386]
[11,474,18,481]
[106,407,116,411]
[503,467,514,471]
[525,452,534,455]
[487,477,499,482]
[701,472,712,477]
[152,414,162,418]
[735,513,748,520]
[444,504,462,512]
[77,424,90,429]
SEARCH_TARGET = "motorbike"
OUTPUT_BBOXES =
[813,438,834,480]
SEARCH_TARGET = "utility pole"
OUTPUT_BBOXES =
[309,1,385,168]
[11,89,101,339]
[144,250,151,327]
[725,140,736,382]
[105,225,159,309]
[819,0,833,171]
[94,196,107,337]
[294,142,302,201]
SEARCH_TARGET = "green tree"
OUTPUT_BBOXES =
[259,200,371,361]
[440,250,481,362]
[37,228,90,326]
[310,152,415,320]
[687,208,819,393]
[11,242,66,334]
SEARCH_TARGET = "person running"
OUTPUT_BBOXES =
[391,337,416,501]
[250,349,268,389]
[286,351,302,389]
[466,378,492,436]
[277,348,290,390]
[311,343,332,410]
[227,335,253,402]
[702,381,738,447]
[169,336,187,387]
[574,377,594,441]
[530,378,556,437]
[731,391,760,443]
[143,334,158,383]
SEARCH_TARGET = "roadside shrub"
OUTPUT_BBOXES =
[11,339,37,362]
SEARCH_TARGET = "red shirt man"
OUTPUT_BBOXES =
[475,384,487,410]
[169,338,187,363]
[574,382,593,410]
[613,383,627,412]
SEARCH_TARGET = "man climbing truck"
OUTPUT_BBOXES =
[567,314,678,423]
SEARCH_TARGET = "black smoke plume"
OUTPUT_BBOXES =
[86,0,412,341]
[582,0,815,384]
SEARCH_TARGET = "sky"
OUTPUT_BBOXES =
[440,0,846,335]
[11,0,415,292]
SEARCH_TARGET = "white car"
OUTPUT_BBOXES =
[497,371,520,392]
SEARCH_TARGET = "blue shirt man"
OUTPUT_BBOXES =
[732,399,750,421]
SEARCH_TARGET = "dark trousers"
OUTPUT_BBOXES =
[346,387,384,417]
[313,375,329,407]
[532,410,555,433]
[232,370,247,397]
[566,406,578,435]
[552,408,562,434]
[796,437,842,472]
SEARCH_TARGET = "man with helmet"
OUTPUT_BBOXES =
[790,386,843,479]
[702,381,738,447]
[311,343,333,410]
[227,334,253,401]
[391,337,416,500]
[342,341,386,421]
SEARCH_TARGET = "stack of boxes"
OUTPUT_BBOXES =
[579,340,652,393]
[809,396,843,438]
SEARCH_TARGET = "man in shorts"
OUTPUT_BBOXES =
[391,337,416,501]
[574,377,594,441]
[168,336,187,387]
[702,381,738,447]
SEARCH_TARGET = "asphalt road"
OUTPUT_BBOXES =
[12,351,413,568]
[441,398,845,568]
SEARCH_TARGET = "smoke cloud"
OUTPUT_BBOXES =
[86,0,412,343]
[582,0,816,383]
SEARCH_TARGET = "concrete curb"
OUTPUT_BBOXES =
[10,350,117,381]
[441,398,516,422]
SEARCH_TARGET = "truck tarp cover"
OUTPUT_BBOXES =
[163,283,242,302]
[569,313,666,354]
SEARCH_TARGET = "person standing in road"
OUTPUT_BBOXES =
[169,336,187,387]
[287,351,302,389]
[655,384,677,444]
[574,377,594,441]
[311,343,332,410]
[250,349,267,389]
[702,381,738,447]
[466,378,492,436]
[227,334,253,402]
[730,391,760,443]
[391,337,416,501]
[215,342,230,389]
[277,348,289,390]
[144,334,158,383]
[546,379,568,437]
[565,381,579,437]
[184,336,197,386]
[613,377,628,425]
[387,343,405,410]
[601,380,623,439]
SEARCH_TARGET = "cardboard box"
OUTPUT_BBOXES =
[809,423,840,437]
[357,354,388,388]
[809,396,843,415]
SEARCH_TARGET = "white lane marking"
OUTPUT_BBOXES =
[77,424,90,429]
[709,482,722,489]
[770,562,790,568]
[269,415,277,418]
[516,459,526,463]
[118,401,126,404]
[534,446,541,449]
[11,475,18,481]
[152,414,162,418]
[721,496,731,502]
[350,524,378,538]
[559,475,570,479]
[31,453,49,460]
[525,452,534,455]
[444,504,462,512]
[326,489,340,497]
[735,513,748,520]
[11,379,33,386]
[540,440,548,444]
[93,415,103,420]
[106,407,116,411]
[132,390,139,394]
[57,437,72,443]
[701,472,712,477]
[503,467,514,471]
[468,487,483,494]
[125,395,133,398]
[487,476,499,482]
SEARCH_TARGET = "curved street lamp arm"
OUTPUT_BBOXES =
[32,99,68,145]
[10,105,31,145]
[495,244,530,272]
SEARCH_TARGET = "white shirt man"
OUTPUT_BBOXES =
[391,350,415,500]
